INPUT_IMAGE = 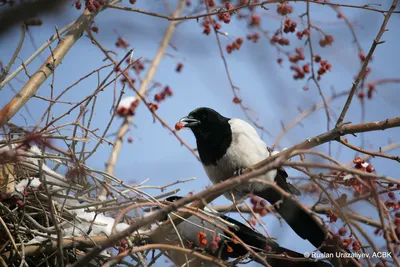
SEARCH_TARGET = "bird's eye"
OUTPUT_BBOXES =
[202,114,207,120]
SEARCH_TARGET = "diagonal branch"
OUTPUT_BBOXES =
[336,0,399,127]
[0,10,98,127]
[100,0,186,198]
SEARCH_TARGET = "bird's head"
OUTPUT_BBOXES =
[179,107,230,137]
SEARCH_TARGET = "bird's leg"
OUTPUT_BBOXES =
[233,167,246,177]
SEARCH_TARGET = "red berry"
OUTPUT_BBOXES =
[366,164,375,173]
[176,63,183,73]
[175,122,184,131]
[338,227,347,236]
[87,4,96,12]
[75,0,82,9]
[91,26,99,33]
[296,31,303,40]
[259,209,268,216]
[225,2,233,10]
[223,13,231,24]
[359,51,366,61]
[389,191,396,200]
[16,200,25,207]
[233,97,242,104]
[250,195,258,205]
[164,86,173,96]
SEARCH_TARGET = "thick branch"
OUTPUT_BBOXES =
[0,10,97,127]
[100,0,186,198]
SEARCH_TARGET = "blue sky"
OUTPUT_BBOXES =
[1,0,399,265]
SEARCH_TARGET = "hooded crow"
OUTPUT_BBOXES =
[148,196,331,267]
[179,107,355,266]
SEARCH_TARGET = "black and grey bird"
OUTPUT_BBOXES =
[179,107,354,266]
[148,196,330,267]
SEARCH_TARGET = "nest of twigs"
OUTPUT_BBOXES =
[0,138,159,267]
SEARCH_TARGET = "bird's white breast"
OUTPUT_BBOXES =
[203,119,277,200]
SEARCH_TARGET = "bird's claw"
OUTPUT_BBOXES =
[233,168,245,176]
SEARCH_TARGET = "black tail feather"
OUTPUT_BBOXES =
[257,187,359,267]
[219,214,331,267]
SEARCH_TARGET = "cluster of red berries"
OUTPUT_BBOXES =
[270,35,290,46]
[250,195,268,216]
[283,19,296,33]
[176,63,183,72]
[315,56,332,79]
[154,86,173,102]
[226,38,243,54]
[24,18,43,27]
[289,47,306,63]
[296,29,310,40]
[353,157,375,173]
[290,65,308,80]
[197,231,208,246]
[115,37,129,48]
[217,12,231,24]
[147,103,158,111]
[116,99,139,117]
[249,14,261,26]
[319,35,334,47]
[342,157,376,197]
[339,237,361,251]
[277,3,293,16]
[325,209,338,223]
[202,17,214,35]
[246,33,260,43]
[75,0,106,12]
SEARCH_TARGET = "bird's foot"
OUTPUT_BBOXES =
[233,168,246,176]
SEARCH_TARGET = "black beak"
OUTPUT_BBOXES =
[179,116,200,128]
